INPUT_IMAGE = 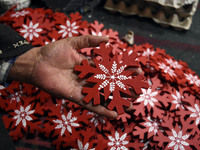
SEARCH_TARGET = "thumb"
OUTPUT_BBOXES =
[67,35,109,50]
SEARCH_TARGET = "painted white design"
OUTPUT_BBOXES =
[144,116,159,135]
[108,131,129,150]
[87,112,105,127]
[71,140,95,150]
[168,129,190,150]
[136,88,158,107]
[11,10,30,17]
[9,91,23,103]
[94,61,129,92]
[20,21,43,41]
[45,38,55,45]
[184,73,200,87]
[165,58,182,69]
[187,104,200,125]
[158,62,176,77]
[58,20,79,37]
[53,110,79,136]
[171,91,184,109]
[142,48,155,57]
[13,105,35,128]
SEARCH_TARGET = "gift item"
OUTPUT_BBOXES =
[104,0,199,30]
[0,7,199,149]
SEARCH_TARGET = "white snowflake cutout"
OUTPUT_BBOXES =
[187,104,200,125]
[71,140,95,150]
[158,63,176,77]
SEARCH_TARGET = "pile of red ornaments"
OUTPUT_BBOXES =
[0,7,199,150]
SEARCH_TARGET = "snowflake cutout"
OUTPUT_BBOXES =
[136,88,158,107]
[187,104,200,125]
[71,140,95,150]
[58,20,79,38]
[11,10,30,18]
[107,131,129,150]
[168,129,190,150]
[13,105,35,128]
[20,21,43,41]
[53,110,80,136]
[75,43,148,114]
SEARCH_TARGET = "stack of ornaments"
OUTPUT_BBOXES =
[104,0,199,30]
[0,7,199,150]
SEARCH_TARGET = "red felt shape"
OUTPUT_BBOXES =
[75,43,148,114]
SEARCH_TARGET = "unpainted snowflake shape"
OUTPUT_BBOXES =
[75,43,148,114]
[79,21,119,55]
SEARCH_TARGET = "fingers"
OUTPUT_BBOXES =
[67,35,109,50]
[77,100,118,119]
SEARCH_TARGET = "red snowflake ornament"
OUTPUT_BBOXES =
[75,43,148,114]
[2,96,41,140]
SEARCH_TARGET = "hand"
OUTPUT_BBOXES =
[8,35,141,119]
[8,35,120,118]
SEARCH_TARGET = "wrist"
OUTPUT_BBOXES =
[7,47,40,84]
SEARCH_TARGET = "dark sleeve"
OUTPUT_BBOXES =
[0,24,33,59]
[0,24,33,85]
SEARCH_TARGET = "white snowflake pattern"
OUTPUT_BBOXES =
[20,21,43,41]
[142,48,155,57]
[136,88,158,107]
[13,105,35,128]
[144,116,159,135]
[165,58,182,69]
[184,73,200,87]
[53,110,79,136]
[168,129,190,150]
[94,61,130,92]
[11,10,30,17]
[71,140,95,150]
[107,131,129,150]
[91,30,102,36]
[87,112,105,127]
[58,20,79,38]
[158,62,176,77]
[171,91,184,109]
[187,104,200,125]
[9,91,23,103]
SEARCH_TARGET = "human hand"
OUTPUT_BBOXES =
[8,35,141,118]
